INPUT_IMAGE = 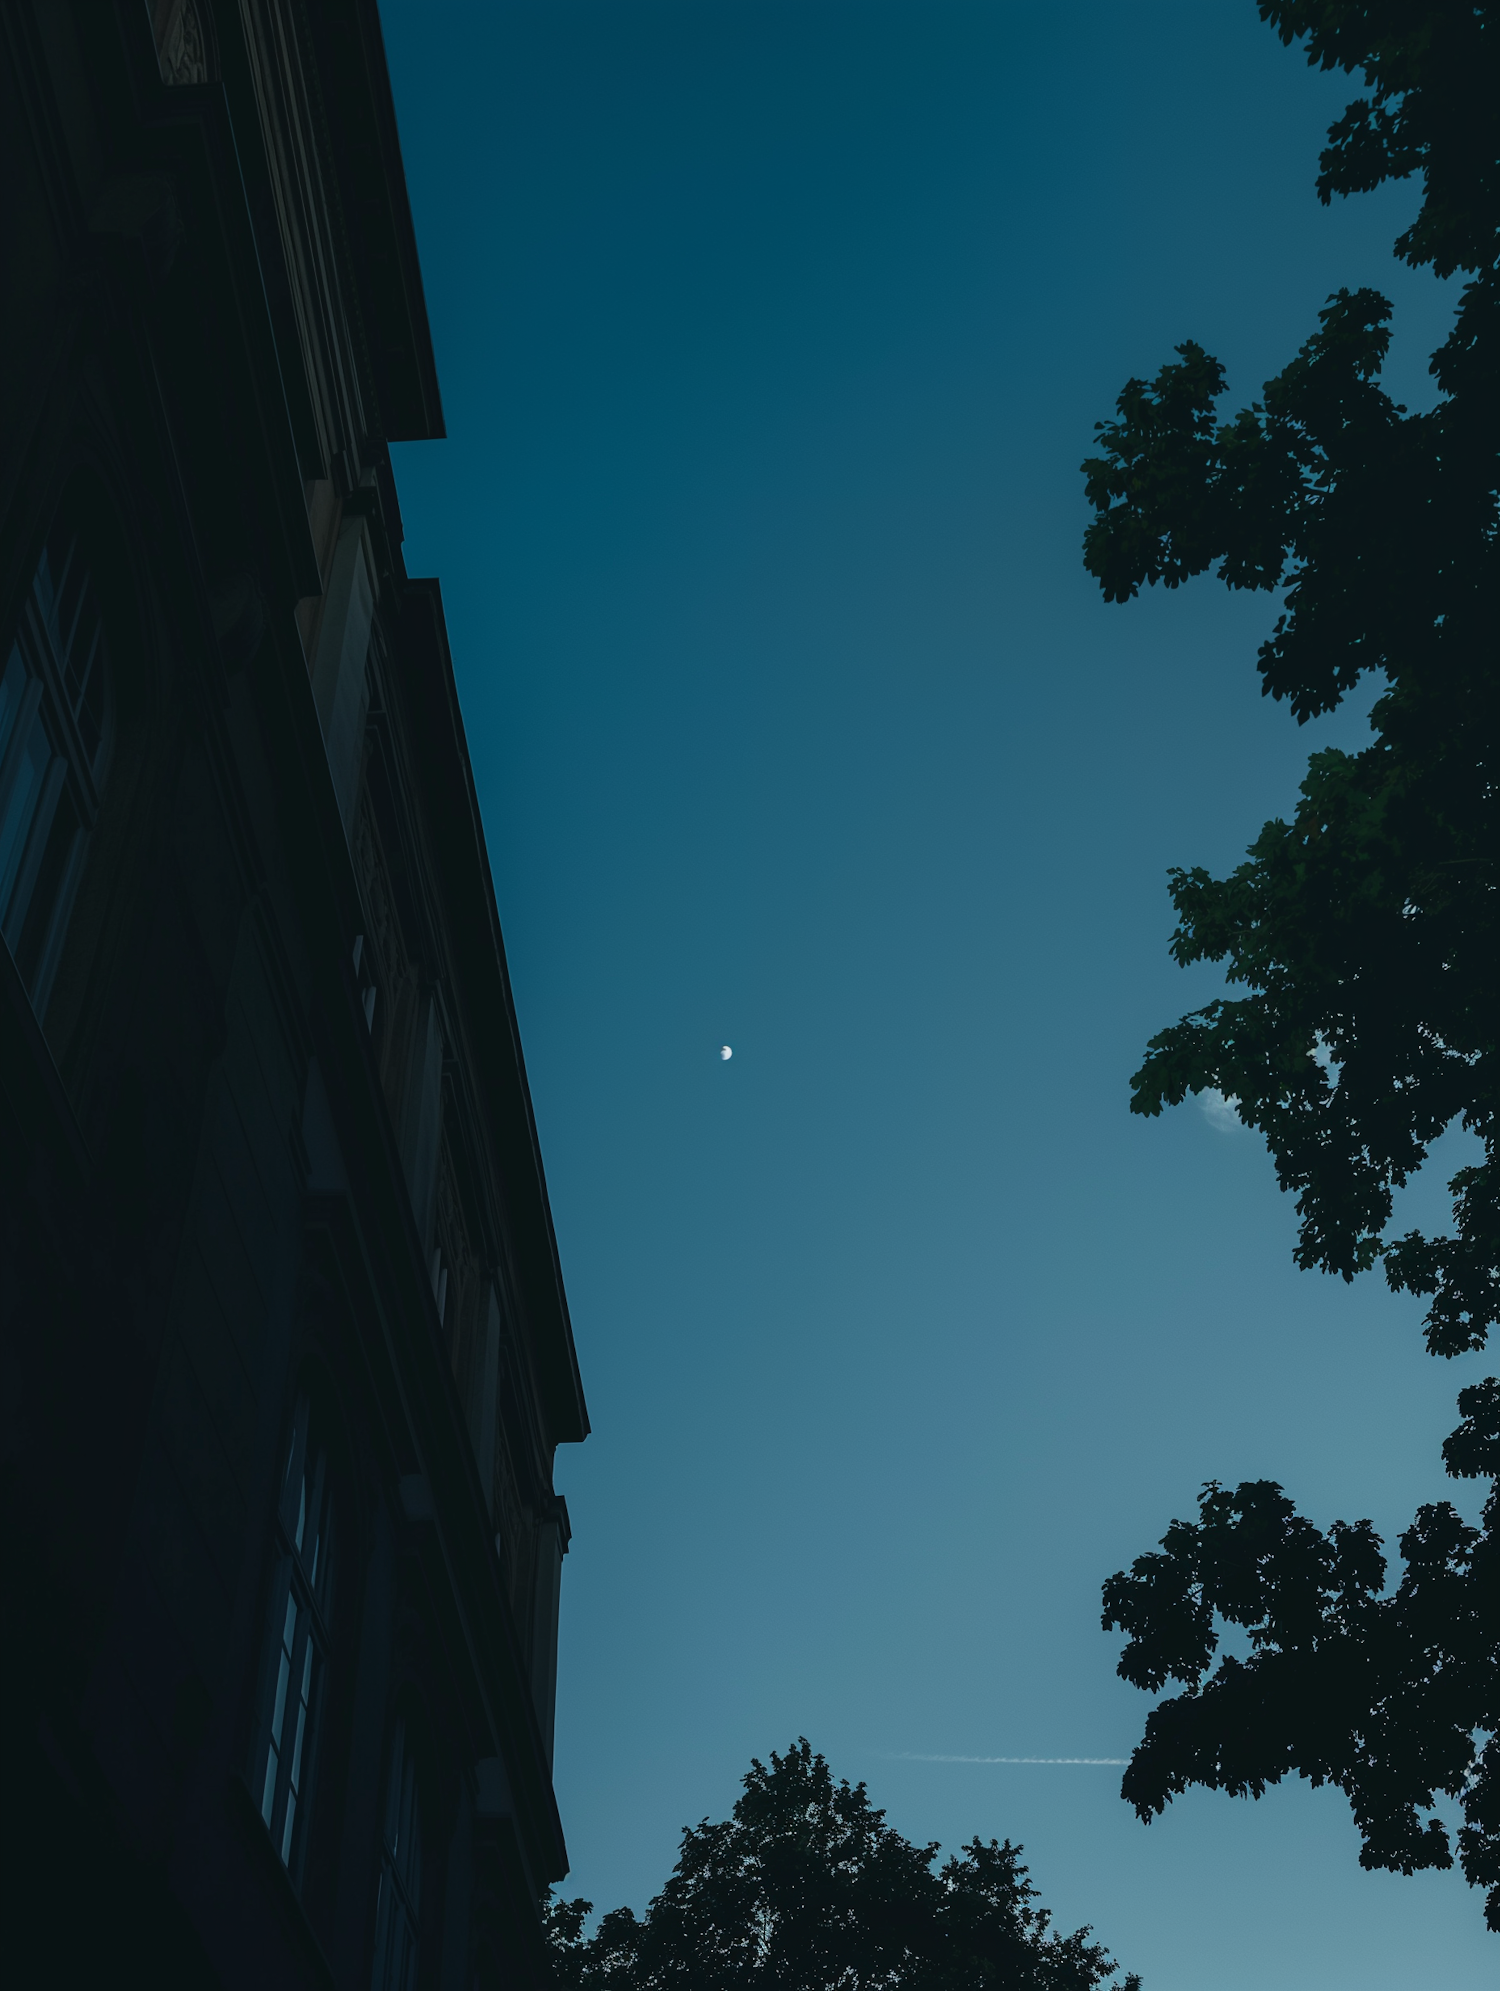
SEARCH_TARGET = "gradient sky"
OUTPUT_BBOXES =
[380,5,1493,1985]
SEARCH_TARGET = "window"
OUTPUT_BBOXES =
[0,519,113,1015]
[352,932,378,1032]
[254,1394,334,1878]
[371,1719,422,1991]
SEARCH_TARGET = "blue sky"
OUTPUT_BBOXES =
[382,4,1493,1984]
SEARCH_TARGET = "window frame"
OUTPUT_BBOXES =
[252,1392,336,1885]
[370,1716,423,1991]
[0,515,115,1019]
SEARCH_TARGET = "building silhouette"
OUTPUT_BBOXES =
[0,4,588,1985]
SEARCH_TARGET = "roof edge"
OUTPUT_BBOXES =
[396,579,589,1448]
[312,0,445,442]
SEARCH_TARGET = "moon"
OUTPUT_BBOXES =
[720,1045,733,1061]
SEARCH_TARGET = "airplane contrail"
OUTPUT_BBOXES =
[886,1752,1128,1766]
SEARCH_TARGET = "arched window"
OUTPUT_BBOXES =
[253,1394,335,1878]
[0,517,114,1016]
[371,1718,422,1991]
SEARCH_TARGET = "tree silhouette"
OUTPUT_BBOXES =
[1082,1,1500,1930]
[547,1741,1139,1991]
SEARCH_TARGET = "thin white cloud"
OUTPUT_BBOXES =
[886,1753,1127,1766]
[1199,1088,1243,1133]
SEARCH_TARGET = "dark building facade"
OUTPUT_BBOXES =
[0,5,588,1986]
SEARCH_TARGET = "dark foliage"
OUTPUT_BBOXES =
[546,1741,1139,1991]
[1080,0,1500,1932]
[1102,1382,1500,1905]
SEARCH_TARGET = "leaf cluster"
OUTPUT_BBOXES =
[1101,1380,1500,1925]
[1083,0,1500,1932]
[1261,1,1500,283]
[1081,3,1500,1348]
[546,1742,1139,1991]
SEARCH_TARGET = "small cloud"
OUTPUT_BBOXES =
[1199,1089,1243,1133]
[886,1752,1127,1766]
[720,1045,733,1061]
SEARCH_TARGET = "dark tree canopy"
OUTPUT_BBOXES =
[1102,1384,1500,1908]
[1081,0,1500,1933]
[546,1742,1139,1991]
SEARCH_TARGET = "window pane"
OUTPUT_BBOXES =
[372,1870,396,1989]
[372,1724,421,1991]
[0,648,26,764]
[256,1401,334,1881]
[286,1636,314,1796]
[259,1732,280,1828]
[280,1785,298,1866]
[271,1592,297,1745]
[0,707,54,925]
[32,539,68,650]
[260,1587,298,1828]
[399,1756,421,1896]
[15,785,81,994]
[279,1398,309,1535]
[52,541,79,653]
[1,526,114,1009]
[66,599,104,764]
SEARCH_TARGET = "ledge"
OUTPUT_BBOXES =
[226,1774,339,1991]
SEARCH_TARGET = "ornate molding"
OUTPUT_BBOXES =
[149,0,208,86]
